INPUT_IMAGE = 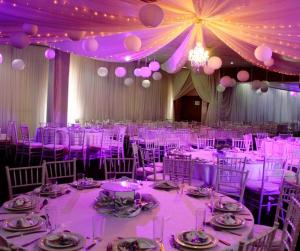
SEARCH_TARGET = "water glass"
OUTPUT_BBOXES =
[209,189,215,213]
[77,173,85,188]
[45,205,58,231]
[92,215,106,241]
[195,208,206,231]
[30,192,40,213]
[153,216,164,243]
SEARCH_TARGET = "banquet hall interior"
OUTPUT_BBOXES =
[0,0,300,250]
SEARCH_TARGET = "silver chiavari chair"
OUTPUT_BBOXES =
[45,159,77,183]
[104,157,136,180]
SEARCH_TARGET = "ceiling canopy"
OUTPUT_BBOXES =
[0,0,300,75]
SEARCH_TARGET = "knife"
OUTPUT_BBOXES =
[7,230,47,239]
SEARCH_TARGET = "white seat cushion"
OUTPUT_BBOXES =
[147,173,170,181]
[43,144,65,150]
[70,145,87,151]
[24,142,42,148]
[252,224,282,249]
[136,166,163,174]
[246,181,280,193]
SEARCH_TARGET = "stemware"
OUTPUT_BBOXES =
[45,205,58,231]
[153,216,164,244]
[195,208,206,231]
[92,215,105,241]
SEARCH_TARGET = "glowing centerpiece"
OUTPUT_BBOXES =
[188,43,209,71]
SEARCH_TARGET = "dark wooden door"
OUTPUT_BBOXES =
[174,96,202,122]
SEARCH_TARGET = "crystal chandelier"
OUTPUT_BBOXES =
[188,42,209,71]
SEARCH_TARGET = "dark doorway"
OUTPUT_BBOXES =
[174,96,202,122]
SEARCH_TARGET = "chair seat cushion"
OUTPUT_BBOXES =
[252,224,282,249]
[43,144,65,150]
[136,166,163,174]
[24,142,42,148]
[70,145,87,151]
[246,181,280,193]
[147,173,170,181]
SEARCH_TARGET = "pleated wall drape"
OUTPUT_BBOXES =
[0,45,48,134]
[230,84,300,123]
[172,69,220,125]
[67,55,173,123]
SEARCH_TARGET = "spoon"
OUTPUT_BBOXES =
[40,199,48,210]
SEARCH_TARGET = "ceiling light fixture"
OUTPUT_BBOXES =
[188,42,209,71]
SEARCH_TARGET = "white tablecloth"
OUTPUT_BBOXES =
[0,182,254,250]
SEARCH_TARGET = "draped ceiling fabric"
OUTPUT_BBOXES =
[68,55,173,123]
[0,46,48,133]
[0,0,299,76]
[231,84,300,123]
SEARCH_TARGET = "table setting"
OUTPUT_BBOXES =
[0,181,254,250]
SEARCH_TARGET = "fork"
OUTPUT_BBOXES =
[106,242,113,251]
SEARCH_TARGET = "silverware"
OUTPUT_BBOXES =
[40,199,48,210]
[218,239,231,246]
[106,242,113,251]
[7,230,47,239]
[86,241,96,250]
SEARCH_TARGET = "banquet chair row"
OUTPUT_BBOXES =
[5,159,77,199]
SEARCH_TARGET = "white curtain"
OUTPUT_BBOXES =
[230,83,300,123]
[0,45,48,133]
[68,55,173,123]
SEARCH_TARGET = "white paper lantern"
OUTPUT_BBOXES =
[207,56,222,70]
[134,68,141,77]
[115,67,127,78]
[68,31,86,41]
[264,58,274,67]
[139,4,164,28]
[82,38,99,52]
[254,45,272,62]
[216,84,226,92]
[22,23,38,36]
[97,67,108,77]
[10,32,30,49]
[152,72,162,81]
[237,70,250,82]
[124,77,134,86]
[251,80,262,90]
[149,61,160,71]
[0,53,3,64]
[203,65,215,75]
[124,35,142,52]
[140,66,151,78]
[44,49,55,60]
[12,59,25,70]
[142,79,151,88]
[220,76,232,87]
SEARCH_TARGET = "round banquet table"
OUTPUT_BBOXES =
[0,182,254,251]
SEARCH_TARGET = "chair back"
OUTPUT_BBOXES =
[7,121,18,144]
[5,165,45,199]
[42,127,57,146]
[45,159,76,182]
[262,158,285,186]
[104,157,136,180]
[280,196,300,251]
[232,139,251,151]
[216,157,248,202]
[68,128,85,148]
[163,155,193,185]
[238,222,278,251]
[197,137,215,149]
[20,124,30,144]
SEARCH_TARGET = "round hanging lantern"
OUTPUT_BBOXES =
[22,23,38,36]
[134,68,141,77]
[139,4,164,28]
[152,72,162,81]
[264,58,274,67]
[237,70,250,82]
[97,67,108,77]
[216,84,226,92]
[10,32,30,49]
[44,49,56,60]
[0,53,3,64]
[220,76,232,87]
[251,80,262,90]
[207,56,222,70]
[203,65,214,75]
[82,38,99,52]
[124,35,142,52]
[140,66,151,78]
[12,59,25,70]
[124,77,134,86]
[142,79,151,88]
[254,44,272,62]
[149,61,160,71]
[115,67,127,78]
[68,31,86,41]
